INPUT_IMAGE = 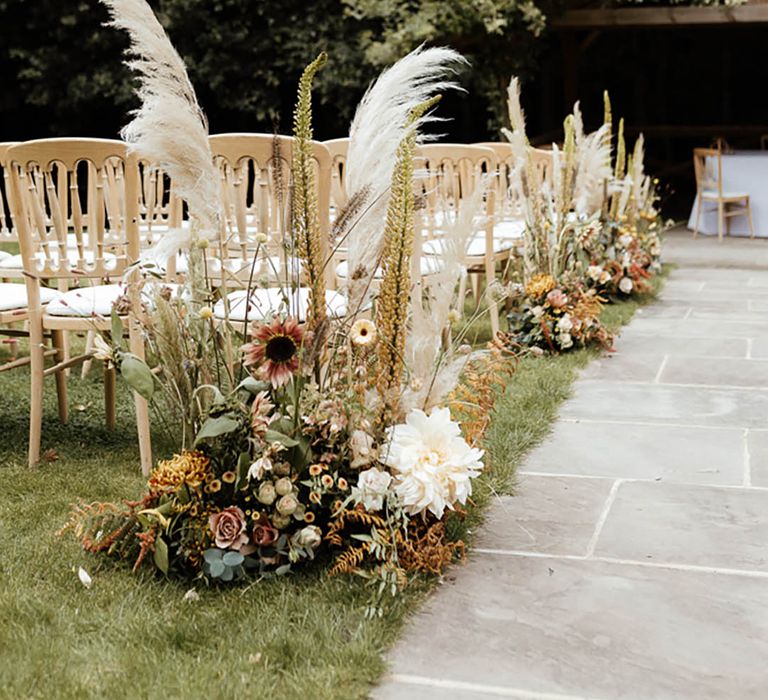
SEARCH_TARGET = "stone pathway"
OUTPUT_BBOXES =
[374,229,768,700]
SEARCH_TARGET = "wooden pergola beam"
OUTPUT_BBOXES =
[553,6,768,29]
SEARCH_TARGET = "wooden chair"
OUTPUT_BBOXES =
[323,138,349,211]
[475,141,519,220]
[692,147,754,242]
[416,144,511,335]
[0,142,19,249]
[529,146,554,189]
[6,138,152,471]
[206,133,345,327]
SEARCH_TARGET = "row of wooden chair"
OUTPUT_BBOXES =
[0,135,531,472]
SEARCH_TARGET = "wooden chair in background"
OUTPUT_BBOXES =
[692,147,754,242]
[323,137,349,211]
[7,138,152,471]
[416,144,509,334]
[207,133,346,327]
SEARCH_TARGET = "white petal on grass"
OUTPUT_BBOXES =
[77,566,93,589]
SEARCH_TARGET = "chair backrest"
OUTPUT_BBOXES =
[7,138,140,282]
[0,142,20,243]
[323,138,349,210]
[207,133,333,286]
[693,147,721,196]
[137,160,182,242]
[475,141,517,218]
[415,144,498,234]
[528,147,554,189]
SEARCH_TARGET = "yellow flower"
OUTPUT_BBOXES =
[148,450,212,493]
[337,478,348,491]
[309,464,324,477]
[199,307,214,321]
[222,471,236,484]
[207,479,222,494]
[350,319,377,347]
[255,232,269,244]
[304,511,316,523]
[321,474,334,489]
[525,274,556,299]
[309,491,322,504]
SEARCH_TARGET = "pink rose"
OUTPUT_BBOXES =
[252,513,279,547]
[546,289,568,308]
[209,506,251,551]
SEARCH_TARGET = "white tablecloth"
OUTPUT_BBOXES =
[686,151,767,238]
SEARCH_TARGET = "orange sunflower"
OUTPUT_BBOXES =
[243,316,304,388]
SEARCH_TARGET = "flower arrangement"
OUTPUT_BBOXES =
[505,274,611,353]
[61,0,514,610]
[502,80,614,354]
[501,83,664,353]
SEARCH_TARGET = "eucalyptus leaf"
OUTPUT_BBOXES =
[110,309,123,350]
[222,551,244,567]
[203,548,224,563]
[264,430,299,448]
[120,354,155,400]
[154,537,169,574]
[220,566,234,582]
[195,415,240,444]
[209,560,225,578]
[236,376,269,395]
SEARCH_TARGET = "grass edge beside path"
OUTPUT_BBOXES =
[0,271,667,700]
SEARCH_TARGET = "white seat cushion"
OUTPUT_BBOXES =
[0,250,118,271]
[46,282,182,317]
[492,219,526,238]
[423,233,516,257]
[0,284,60,311]
[702,189,748,200]
[45,284,124,317]
[335,256,444,280]
[214,288,347,323]
[172,253,302,278]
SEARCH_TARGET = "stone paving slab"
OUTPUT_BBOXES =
[611,333,748,358]
[376,554,768,700]
[377,233,768,700]
[747,430,768,487]
[559,381,768,427]
[621,317,768,338]
[660,355,768,388]
[579,354,664,383]
[595,482,768,571]
[472,476,613,556]
[523,421,745,485]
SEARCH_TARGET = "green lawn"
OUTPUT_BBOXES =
[0,273,665,699]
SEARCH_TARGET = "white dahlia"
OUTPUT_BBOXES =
[382,407,484,519]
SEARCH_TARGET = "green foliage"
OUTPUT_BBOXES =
[342,0,559,130]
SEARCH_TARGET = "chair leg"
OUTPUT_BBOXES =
[746,200,755,239]
[717,201,725,243]
[470,274,480,306]
[81,330,95,380]
[104,363,116,430]
[28,323,45,468]
[128,315,153,476]
[51,329,69,424]
[457,271,468,319]
[693,197,702,238]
